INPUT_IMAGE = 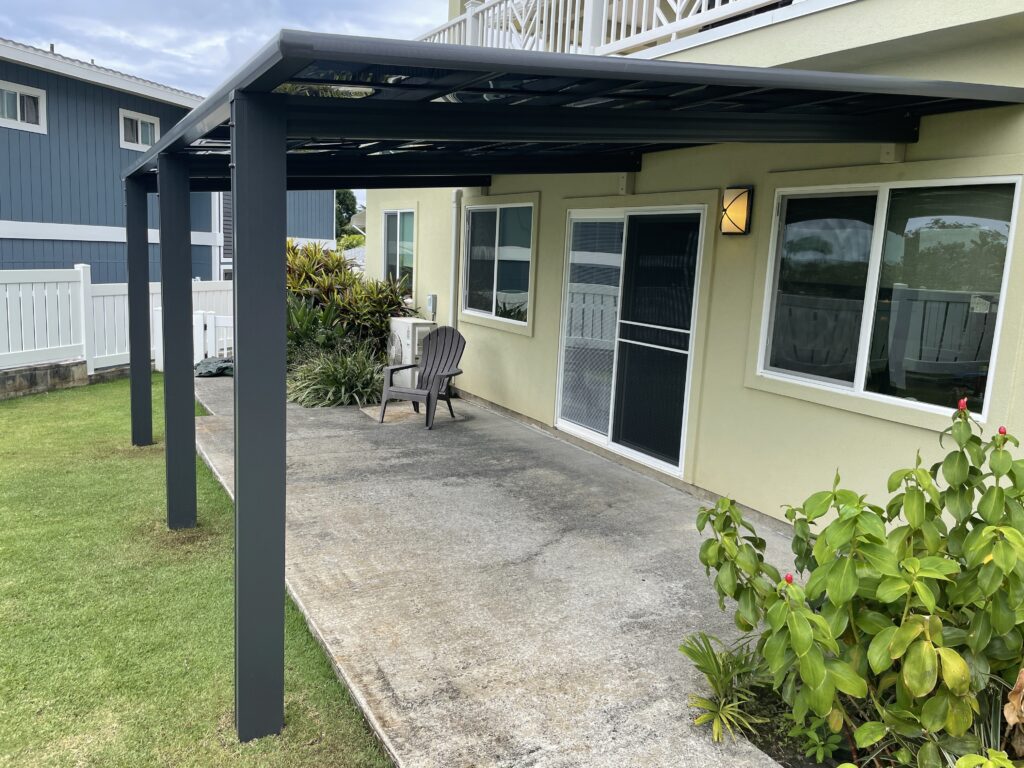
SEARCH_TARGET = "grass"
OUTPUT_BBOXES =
[0,376,391,768]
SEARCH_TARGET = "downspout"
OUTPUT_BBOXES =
[448,188,463,327]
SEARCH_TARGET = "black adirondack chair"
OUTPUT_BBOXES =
[379,326,466,429]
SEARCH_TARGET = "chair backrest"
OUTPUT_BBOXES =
[416,326,466,390]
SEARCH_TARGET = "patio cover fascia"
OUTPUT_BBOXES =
[121,30,1024,744]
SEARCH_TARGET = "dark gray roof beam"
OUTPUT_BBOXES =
[183,150,644,179]
[282,96,922,144]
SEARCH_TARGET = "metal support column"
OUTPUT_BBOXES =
[157,153,197,530]
[231,91,287,742]
[125,175,152,446]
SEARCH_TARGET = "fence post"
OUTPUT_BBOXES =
[205,311,216,360]
[581,0,605,53]
[153,307,164,372]
[74,263,96,374]
[193,311,206,364]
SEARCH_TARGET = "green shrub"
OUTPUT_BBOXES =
[285,240,413,359]
[693,403,1024,767]
[286,341,383,408]
[679,632,768,742]
[338,233,365,252]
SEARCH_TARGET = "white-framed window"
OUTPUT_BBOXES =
[760,177,1020,418]
[0,80,46,134]
[463,203,534,324]
[119,108,159,151]
[383,209,414,297]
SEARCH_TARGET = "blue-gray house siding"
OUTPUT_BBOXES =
[0,54,335,282]
[287,191,335,241]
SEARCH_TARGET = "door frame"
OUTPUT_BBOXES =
[555,202,711,479]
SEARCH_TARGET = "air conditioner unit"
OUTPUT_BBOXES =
[388,317,437,388]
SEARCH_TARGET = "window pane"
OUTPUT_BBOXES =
[619,213,701,330]
[1,90,16,120]
[19,94,39,125]
[140,120,155,146]
[768,195,877,383]
[495,206,531,322]
[560,220,623,434]
[866,184,1014,408]
[466,209,497,313]
[398,210,414,296]
[123,116,139,144]
[384,212,398,281]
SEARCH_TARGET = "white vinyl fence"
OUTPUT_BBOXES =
[0,265,233,375]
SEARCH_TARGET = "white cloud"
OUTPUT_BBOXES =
[5,1,449,94]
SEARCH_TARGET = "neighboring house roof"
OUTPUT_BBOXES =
[0,37,202,109]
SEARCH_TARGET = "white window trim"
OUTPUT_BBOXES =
[462,202,534,327]
[119,107,160,152]
[554,204,710,478]
[381,208,415,293]
[757,175,1023,424]
[0,79,47,134]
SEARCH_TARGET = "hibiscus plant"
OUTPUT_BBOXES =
[695,400,1024,767]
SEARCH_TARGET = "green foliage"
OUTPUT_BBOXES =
[286,340,384,408]
[335,189,358,234]
[694,405,1024,766]
[787,715,844,763]
[285,239,413,359]
[954,749,1016,768]
[679,632,768,742]
[338,232,366,252]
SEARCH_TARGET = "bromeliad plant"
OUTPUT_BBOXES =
[695,400,1024,766]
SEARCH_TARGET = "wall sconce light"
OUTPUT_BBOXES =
[721,186,754,235]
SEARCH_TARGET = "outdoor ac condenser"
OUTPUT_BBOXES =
[388,317,437,388]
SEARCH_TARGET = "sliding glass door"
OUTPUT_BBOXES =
[558,209,703,470]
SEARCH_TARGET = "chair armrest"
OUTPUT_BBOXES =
[433,367,462,379]
[384,363,418,385]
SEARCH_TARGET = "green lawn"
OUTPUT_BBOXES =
[0,377,391,768]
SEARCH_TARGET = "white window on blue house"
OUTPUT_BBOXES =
[0,80,46,134]
[762,179,1019,415]
[464,204,533,324]
[119,108,159,151]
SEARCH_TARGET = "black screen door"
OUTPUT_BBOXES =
[611,213,701,465]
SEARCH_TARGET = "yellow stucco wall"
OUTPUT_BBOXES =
[365,6,1024,519]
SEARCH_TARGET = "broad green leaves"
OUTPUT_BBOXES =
[688,407,1024,766]
[787,611,813,657]
[903,640,938,698]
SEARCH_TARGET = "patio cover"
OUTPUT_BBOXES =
[121,30,1024,744]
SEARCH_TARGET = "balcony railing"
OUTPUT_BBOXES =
[419,0,807,57]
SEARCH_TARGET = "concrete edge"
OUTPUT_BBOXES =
[191,401,405,767]
[192,382,787,767]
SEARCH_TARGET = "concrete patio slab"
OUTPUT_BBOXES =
[194,378,791,768]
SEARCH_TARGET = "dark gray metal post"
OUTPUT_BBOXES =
[157,153,197,530]
[231,91,287,742]
[125,175,152,446]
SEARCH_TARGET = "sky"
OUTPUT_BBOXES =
[1,1,449,97]
[1,1,451,206]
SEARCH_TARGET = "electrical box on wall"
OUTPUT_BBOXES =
[426,293,438,320]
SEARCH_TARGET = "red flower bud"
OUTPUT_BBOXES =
[999,426,1008,436]
[958,398,968,411]
[784,573,794,584]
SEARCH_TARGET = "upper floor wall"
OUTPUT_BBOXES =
[422,0,1024,75]
[0,59,201,229]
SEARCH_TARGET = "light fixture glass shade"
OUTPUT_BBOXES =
[721,186,753,235]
